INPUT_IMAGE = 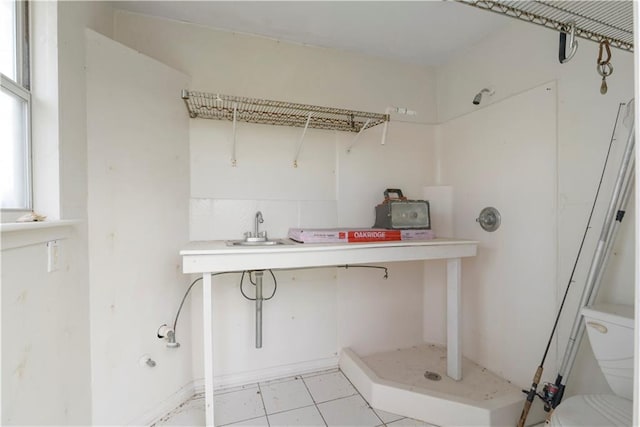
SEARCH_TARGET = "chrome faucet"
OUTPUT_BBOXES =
[255,211,264,238]
[245,211,267,242]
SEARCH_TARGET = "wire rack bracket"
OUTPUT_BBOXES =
[457,0,633,52]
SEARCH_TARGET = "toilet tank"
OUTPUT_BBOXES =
[581,303,634,400]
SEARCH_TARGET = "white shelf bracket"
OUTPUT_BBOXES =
[346,118,371,154]
[381,107,394,145]
[231,103,238,167]
[381,121,390,145]
[293,112,312,168]
[380,106,416,145]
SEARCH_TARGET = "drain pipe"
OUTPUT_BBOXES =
[255,270,264,348]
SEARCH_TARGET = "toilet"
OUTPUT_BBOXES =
[549,303,634,426]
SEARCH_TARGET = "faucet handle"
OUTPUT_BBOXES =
[244,231,253,238]
[259,231,267,239]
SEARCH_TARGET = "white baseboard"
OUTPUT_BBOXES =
[131,356,339,425]
[194,356,339,394]
[129,381,196,426]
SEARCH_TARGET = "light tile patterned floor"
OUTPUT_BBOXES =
[154,369,437,427]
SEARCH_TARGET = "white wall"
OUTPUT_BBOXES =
[1,226,90,425]
[436,20,635,396]
[57,1,115,220]
[113,10,439,385]
[2,2,114,424]
[439,82,558,387]
[85,30,191,425]
[112,12,437,123]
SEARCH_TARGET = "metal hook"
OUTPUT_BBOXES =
[597,40,612,66]
[559,21,578,64]
[596,40,613,95]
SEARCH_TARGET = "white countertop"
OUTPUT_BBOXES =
[181,238,478,273]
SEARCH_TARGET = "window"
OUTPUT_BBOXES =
[1,0,31,211]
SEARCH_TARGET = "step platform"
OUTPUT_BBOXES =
[340,344,545,427]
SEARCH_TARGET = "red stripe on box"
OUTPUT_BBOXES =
[347,230,402,242]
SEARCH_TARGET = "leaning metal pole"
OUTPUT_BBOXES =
[516,103,630,427]
[559,162,635,381]
[550,115,635,413]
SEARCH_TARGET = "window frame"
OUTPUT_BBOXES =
[1,0,32,213]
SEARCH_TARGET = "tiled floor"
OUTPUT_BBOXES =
[154,368,436,427]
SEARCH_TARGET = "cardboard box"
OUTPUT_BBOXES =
[288,228,435,243]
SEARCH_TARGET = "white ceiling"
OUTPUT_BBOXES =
[112,1,509,66]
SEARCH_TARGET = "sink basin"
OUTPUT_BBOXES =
[226,239,293,247]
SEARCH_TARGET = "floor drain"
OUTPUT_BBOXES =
[424,371,442,381]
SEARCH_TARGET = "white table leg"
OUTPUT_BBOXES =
[203,273,215,426]
[446,258,462,380]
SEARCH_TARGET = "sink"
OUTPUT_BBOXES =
[227,211,296,247]
[226,238,293,247]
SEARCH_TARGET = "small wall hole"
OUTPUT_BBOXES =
[424,371,442,381]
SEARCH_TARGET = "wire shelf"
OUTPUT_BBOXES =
[457,0,633,52]
[182,90,389,133]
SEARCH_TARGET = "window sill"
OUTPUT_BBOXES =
[1,219,81,232]
[1,219,82,250]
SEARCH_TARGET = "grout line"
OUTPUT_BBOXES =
[217,386,268,427]
[219,414,268,427]
[338,368,387,426]
[312,391,359,406]
[301,374,328,426]
[258,376,319,416]
[266,402,317,417]
[256,382,271,427]
[303,370,359,405]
